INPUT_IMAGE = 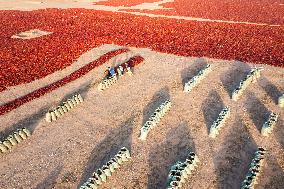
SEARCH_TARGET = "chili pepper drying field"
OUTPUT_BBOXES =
[0,0,283,189]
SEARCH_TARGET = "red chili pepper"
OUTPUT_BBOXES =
[0,8,283,94]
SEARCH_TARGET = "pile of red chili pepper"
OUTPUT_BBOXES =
[0,7,283,93]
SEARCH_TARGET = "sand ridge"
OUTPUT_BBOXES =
[11,29,52,39]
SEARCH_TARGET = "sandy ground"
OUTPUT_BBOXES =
[0,1,284,189]
[0,44,284,189]
[11,29,53,39]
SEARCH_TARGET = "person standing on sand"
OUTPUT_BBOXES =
[109,67,116,77]
[104,67,116,79]
[118,65,124,76]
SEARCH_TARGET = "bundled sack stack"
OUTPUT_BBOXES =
[209,107,230,138]
[98,76,118,91]
[139,100,172,140]
[232,67,262,101]
[0,128,31,153]
[45,94,84,122]
[261,112,278,137]
[241,147,266,189]
[167,152,199,189]
[184,64,212,93]
[79,147,131,189]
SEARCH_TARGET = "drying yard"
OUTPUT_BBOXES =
[0,0,283,189]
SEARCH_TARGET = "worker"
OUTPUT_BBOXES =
[117,66,122,76]
[104,67,116,78]
[104,69,110,79]
[109,67,116,77]
[118,65,124,76]
[125,63,133,75]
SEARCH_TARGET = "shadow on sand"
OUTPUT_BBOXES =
[201,90,225,134]
[35,165,63,189]
[0,106,49,140]
[142,87,170,126]
[77,116,134,187]
[58,80,93,105]
[147,122,195,189]
[213,116,258,189]
[0,80,93,140]
[258,77,283,105]
[263,154,284,189]
[245,92,270,132]
[220,61,251,98]
[180,58,207,86]
[274,117,284,150]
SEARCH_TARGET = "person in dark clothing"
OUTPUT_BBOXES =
[104,67,116,79]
